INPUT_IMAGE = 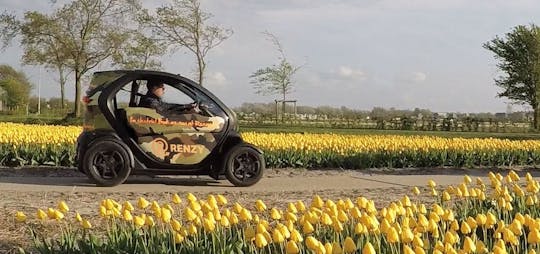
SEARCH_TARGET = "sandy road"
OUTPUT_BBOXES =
[0,167,507,193]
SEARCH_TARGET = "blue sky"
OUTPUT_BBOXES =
[1,0,540,112]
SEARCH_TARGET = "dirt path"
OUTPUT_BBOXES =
[0,167,537,252]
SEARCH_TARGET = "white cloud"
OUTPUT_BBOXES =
[207,72,227,86]
[412,72,427,82]
[336,66,367,81]
[395,71,428,83]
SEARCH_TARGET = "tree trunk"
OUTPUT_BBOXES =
[74,70,82,117]
[197,54,205,86]
[58,67,66,109]
[535,104,540,130]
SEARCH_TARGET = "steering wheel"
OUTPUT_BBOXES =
[194,100,214,117]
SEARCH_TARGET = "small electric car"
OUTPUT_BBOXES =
[76,70,265,187]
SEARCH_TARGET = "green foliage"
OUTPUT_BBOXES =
[112,30,165,70]
[484,24,540,129]
[0,65,32,108]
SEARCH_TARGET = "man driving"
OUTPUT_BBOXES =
[138,79,199,114]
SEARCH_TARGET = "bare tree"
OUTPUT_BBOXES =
[250,31,302,101]
[139,0,232,86]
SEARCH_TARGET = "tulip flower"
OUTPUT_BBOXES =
[137,197,150,209]
[82,219,92,229]
[286,240,300,254]
[362,242,376,254]
[255,233,268,248]
[57,201,69,213]
[255,199,267,212]
[15,211,26,223]
[174,232,184,243]
[172,193,182,204]
[343,237,357,253]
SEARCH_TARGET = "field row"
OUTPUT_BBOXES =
[13,170,540,253]
[2,122,540,168]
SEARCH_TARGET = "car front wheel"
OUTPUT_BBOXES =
[83,139,132,187]
[224,144,265,187]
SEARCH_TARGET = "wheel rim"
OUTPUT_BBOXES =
[232,151,261,182]
[92,150,124,180]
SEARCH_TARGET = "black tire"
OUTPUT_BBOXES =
[224,144,265,187]
[83,139,132,187]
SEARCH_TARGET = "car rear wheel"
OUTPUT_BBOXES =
[225,145,265,187]
[83,139,132,187]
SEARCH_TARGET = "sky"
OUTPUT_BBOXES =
[1,0,540,113]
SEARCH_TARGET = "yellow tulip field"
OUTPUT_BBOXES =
[13,170,540,253]
[2,122,540,168]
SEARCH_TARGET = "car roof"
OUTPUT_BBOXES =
[89,69,186,91]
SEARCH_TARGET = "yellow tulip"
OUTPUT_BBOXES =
[255,199,267,211]
[412,186,420,195]
[15,211,26,223]
[75,212,82,222]
[186,192,197,202]
[171,218,182,232]
[216,194,228,205]
[161,207,172,223]
[288,203,298,214]
[296,200,307,212]
[362,242,376,254]
[220,216,230,227]
[255,233,268,248]
[54,210,64,220]
[58,201,69,213]
[290,229,303,242]
[403,245,414,254]
[240,208,253,221]
[174,232,184,243]
[463,236,476,253]
[172,193,182,204]
[82,219,92,229]
[493,245,507,254]
[528,229,540,244]
[184,207,197,221]
[271,208,282,220]
[137,197,150,209]
[272,229,285,243]
[461,221,472,234]
[306,236,319,251]
[203,218,215,232]
[428,179,437,188]
[188,224,198,235]
[332,242,343,254]
[123,209,133,221]
[312,195,324,208]
[343,237,357,253]
[123,201,134,211]
[302,221,314,234]
[37,209,47,221]
[134,216,145,228]
[286,240,300,254]
[145,215,155,227]
[401,226,414,243]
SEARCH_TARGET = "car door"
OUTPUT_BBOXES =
[122,78,227,165]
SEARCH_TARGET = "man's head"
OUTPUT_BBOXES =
[146,79,165,98]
